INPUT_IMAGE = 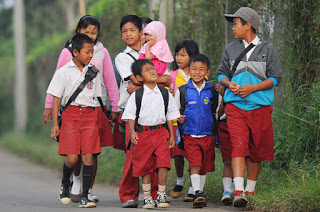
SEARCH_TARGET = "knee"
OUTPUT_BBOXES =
[66,156,79,167]
[224,161,232,167]
[82,154,94,165]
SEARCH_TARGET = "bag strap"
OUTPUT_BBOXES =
[126,52,137,61]
[178,84,187,115]
[61,65,100,113]
[135,86,144,122]
[232,43,255,73]
[159,87,169,117]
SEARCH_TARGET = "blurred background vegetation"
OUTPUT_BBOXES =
[0,0,319,210]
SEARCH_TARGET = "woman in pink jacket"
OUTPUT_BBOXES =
[42,15,119,203]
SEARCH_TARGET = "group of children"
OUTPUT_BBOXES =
[43,6,282,209]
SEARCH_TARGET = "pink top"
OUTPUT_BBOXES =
[45,41,119,112]
[139,53,167,76]
[140,21,173,63]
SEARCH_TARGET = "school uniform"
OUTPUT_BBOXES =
[175,80,216,173]
[217,36,282,162]
[122,84,180,177]
[47,60,102,155]
[45,41,118,147]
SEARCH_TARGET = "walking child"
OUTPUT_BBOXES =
[47,34,101,208]
[122,59,180,209]
[139,21,174,76]
[116,15,170,208]
[169,39,200,201]
[43,15,119,203]
[174,54,218,208]
[217,7,282,207]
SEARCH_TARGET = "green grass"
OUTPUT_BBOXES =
[1,133,319,211]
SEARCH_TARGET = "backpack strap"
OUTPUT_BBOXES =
[210,86,219,117]
[134,86,144,122]
[159,87,169,117]
[126,52,137,61]
[178,84,187,115]
[61,65,99,113]
[232,43,255,73]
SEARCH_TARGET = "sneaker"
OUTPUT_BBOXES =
[88,191,99,202]
[221,191,232,205]
[193,190,206,208]
[59,182,71,205]
[183,193,194,202]
[143,194,156,209]
[121,199,139,208]
[79,196,97,208]
[170,184,183,198]
[157,191,169,208]
[233,190,247,207]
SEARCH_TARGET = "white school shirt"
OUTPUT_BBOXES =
[243,35,261,61]
[121,84,180,126]
[175,80,207,138]
[46,60,102,107]
[115,46,140,81]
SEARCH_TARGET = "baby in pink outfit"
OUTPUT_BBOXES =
[140,21,174,76]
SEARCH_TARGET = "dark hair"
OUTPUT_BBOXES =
[188,54,210,70]
[120,15,142,32]
[240,18,256,34]
[172,39,199,70]
[131,59,154,77]
[71,34,94,54]
[141,17,153,29]
[75,15,101,44]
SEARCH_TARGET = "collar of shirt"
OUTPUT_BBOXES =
[143,84,160,94]
[124,46,140,54]
[242,35,260,61]
[191,80,206,93]
[178,68,190,82]
[68,59,89,73]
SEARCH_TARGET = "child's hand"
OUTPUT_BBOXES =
[215,83,225,96]
[169,136,175,149]
[51,125,60,140]
[229,81,240,95]
[178,115,186,124]
[131,131,139,145]
[147,40,156,48]
[43,108,52,125]
[239,84,256,97]
[127,83,141,94]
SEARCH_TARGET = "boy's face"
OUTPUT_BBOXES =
[232,17,249,39]
[136,63,158,83]
[73,43,94,66]
[189,61,210,86]
[78,25,98,43]
[121,22,142,47]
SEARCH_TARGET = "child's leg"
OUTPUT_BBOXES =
[190,166,206,208]
[88,154,99,202]
[174,155,185,184]
[60,154,78,205]
[79,153,96,208]
[190,166,201,192]
[157,168,169,208]
[142,174,155,209]
[245,158,261,194]
[70,156,82,202]
[223,161,233,192]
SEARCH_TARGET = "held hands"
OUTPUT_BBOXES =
[51,125,59,140]
[239,84,256,97]
[229,81,240,95]
[169,135,175,149]
[178,115,186,124]
[131,131,139,145]
[43,108,52,125]
[215,83,225,96]
[109,111,118,123]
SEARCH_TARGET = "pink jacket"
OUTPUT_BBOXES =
[45,41,119,112]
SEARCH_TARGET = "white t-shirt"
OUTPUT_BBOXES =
[122,84,180,126]
[46,60,102,107]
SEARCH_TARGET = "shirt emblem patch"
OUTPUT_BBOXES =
[204,97,209,105]
[87,81,94,90]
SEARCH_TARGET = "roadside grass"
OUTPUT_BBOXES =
[1,133,319,211]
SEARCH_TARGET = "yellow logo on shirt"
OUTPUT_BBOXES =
[204,97,209,105]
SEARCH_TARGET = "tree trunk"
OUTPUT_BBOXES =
[78,0,86,17]
[14,0,27,134]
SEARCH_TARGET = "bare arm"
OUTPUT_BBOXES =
[128,119,138,145]
[156,75,172,87]
[144,41,155,60]
[239,79,274,97]
[166,120,175,149]
[50,97,61,140]
[220,77,240,95]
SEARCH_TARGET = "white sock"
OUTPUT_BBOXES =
[71,174,81,195]
[233,177,244,191]
[222,177,233,192]
[230,180,235,191]
[176,177,184,186]
[200,174,206,191]
[188,186,195,195]
[245,179,257,193]
[158,184,166,192]
[190,174,201,192]
[142,183,151,196]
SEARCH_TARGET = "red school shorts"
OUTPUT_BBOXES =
[225,103,274,162]
[96,106,114,147]
[170,125,186,158]
[182,135,215,174]
[131,127,171,177]
[58,106,101,156]
[218,120,232,162]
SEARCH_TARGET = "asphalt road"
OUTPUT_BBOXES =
[0,148,237,212]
